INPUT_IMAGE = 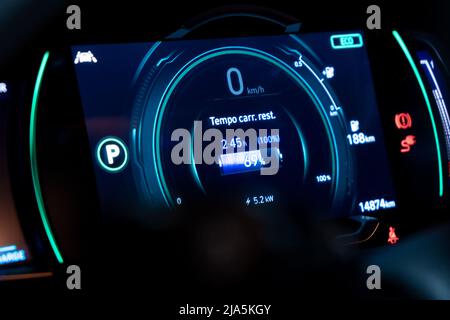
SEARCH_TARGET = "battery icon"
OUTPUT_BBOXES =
[330,33,363,49]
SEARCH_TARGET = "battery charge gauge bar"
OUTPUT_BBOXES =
[218,148,283,176]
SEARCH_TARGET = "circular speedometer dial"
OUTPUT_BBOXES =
[132,37,354,219]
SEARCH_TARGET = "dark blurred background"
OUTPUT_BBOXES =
[1,0,450,68]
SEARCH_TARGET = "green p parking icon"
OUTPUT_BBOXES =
[96,137,129,173]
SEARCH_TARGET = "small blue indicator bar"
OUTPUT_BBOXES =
[330,33,363,49]
[0,245,17,253]
[0,245,27,265]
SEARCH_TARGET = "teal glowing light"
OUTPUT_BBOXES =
[392,30,444,197]
[330,33,363,50]
[132,41,161,84]
[96,137,129,173]
[30,51,64,264]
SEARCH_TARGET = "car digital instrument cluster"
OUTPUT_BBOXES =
[72,31,397,222]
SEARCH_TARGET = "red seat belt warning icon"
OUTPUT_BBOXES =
[387,226,399,245]
[395,113,413,129]
[400,135,416,153]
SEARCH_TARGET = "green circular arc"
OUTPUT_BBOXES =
[153,47,339,207]
[30,51,64,264]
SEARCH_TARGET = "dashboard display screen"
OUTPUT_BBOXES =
[72,31,396,221]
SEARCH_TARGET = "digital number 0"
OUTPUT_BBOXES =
[226,67,244,96]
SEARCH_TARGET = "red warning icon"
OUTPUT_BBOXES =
[387,226,399,245]
[400,135,416,153]
[395,113,413,130]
